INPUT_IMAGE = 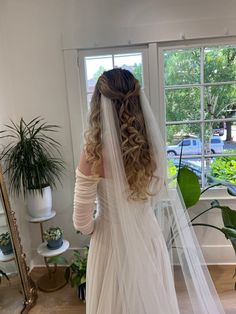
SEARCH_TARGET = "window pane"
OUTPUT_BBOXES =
[85,55,113,93]
[165,87,200,122]
[204,46,236,83]
[204,85,236,120]
[206,155,236,185]
[166,124,201,155]
[204,121,236,154]
[164,48,200,86]
[114,53,143,85]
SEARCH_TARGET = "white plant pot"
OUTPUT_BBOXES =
[26,186,52,218]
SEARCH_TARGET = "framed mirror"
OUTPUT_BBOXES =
[0,164,37,313]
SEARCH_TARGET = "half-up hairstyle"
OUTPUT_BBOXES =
[84,68,156,200]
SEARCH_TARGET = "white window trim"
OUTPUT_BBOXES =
[78,46,150,110]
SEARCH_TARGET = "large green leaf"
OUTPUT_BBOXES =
[222,227,236,254]
[177,166,201,208]
[222,227,236,238]
[230,238,236,255]
[219,206,236,228]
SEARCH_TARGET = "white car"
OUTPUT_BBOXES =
[167,137,224,156]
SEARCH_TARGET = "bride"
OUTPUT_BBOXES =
[73,68,225,313]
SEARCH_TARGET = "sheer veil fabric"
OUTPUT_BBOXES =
[88,91,225,313]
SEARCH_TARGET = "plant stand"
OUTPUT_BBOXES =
[26,211,70,292]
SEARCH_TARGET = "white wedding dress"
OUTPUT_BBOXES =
[73,92,225,314]
[74,169,180,314]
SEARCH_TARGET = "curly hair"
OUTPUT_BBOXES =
[84,68,156,200]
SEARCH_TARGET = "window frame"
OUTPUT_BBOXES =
[63,37,236,196]
[78,46,150,115]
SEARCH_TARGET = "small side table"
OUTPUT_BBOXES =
[0,251,15,262]
[26,211,70,292]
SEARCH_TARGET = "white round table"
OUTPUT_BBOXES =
[37,240,69,257]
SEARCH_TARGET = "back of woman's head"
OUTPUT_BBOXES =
[85,68,155,200]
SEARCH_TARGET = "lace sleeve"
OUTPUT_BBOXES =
[73,168,101,235]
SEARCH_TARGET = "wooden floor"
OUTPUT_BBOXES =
[29,265,235,314]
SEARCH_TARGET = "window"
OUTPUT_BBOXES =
[182,139,191,146]
[79,48,148,108]
[162,45,236,187]
[211,138,221,144]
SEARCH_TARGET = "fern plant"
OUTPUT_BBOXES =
[0,117,64,196]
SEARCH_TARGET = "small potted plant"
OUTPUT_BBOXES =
[43,227,63,250]
[65,247,88,301]
[0,117,64,218]
[0,231,13,255]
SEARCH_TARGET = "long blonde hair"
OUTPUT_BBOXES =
[84,68,156,200]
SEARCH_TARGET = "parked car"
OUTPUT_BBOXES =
[213,121,225,136]
[167,136,224,156]
[170,159,216,185]
[213,128,224,136]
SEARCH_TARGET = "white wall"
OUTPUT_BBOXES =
[62,0,236,48]
[0,0,235,266]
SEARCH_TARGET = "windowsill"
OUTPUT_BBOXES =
[199,186,236,201]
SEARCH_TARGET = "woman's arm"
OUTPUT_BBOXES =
[72,151,101,235]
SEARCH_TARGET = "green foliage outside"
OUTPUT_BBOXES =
[164,46,236,144]
[92,65,106,81]
[210,152,236,184]
[132,63,143,85]
[167,159,177,187]
[168,160,177,177]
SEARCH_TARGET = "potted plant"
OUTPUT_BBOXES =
[65,247,88,301]
[0,117,64,218]
[0,231,13,255]
[171,143,236,289]
[43,227,63,250]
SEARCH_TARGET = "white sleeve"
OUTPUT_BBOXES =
[73,168,101,235]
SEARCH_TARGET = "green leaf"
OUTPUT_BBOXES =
[220,206,236,228]
[177,166,201,208]
[80,275,86,285]
[221,228,236,254]
[222,227,236,239]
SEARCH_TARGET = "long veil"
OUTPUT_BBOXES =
[99,91,225,314]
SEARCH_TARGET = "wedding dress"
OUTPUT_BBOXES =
[73,92,225,314]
